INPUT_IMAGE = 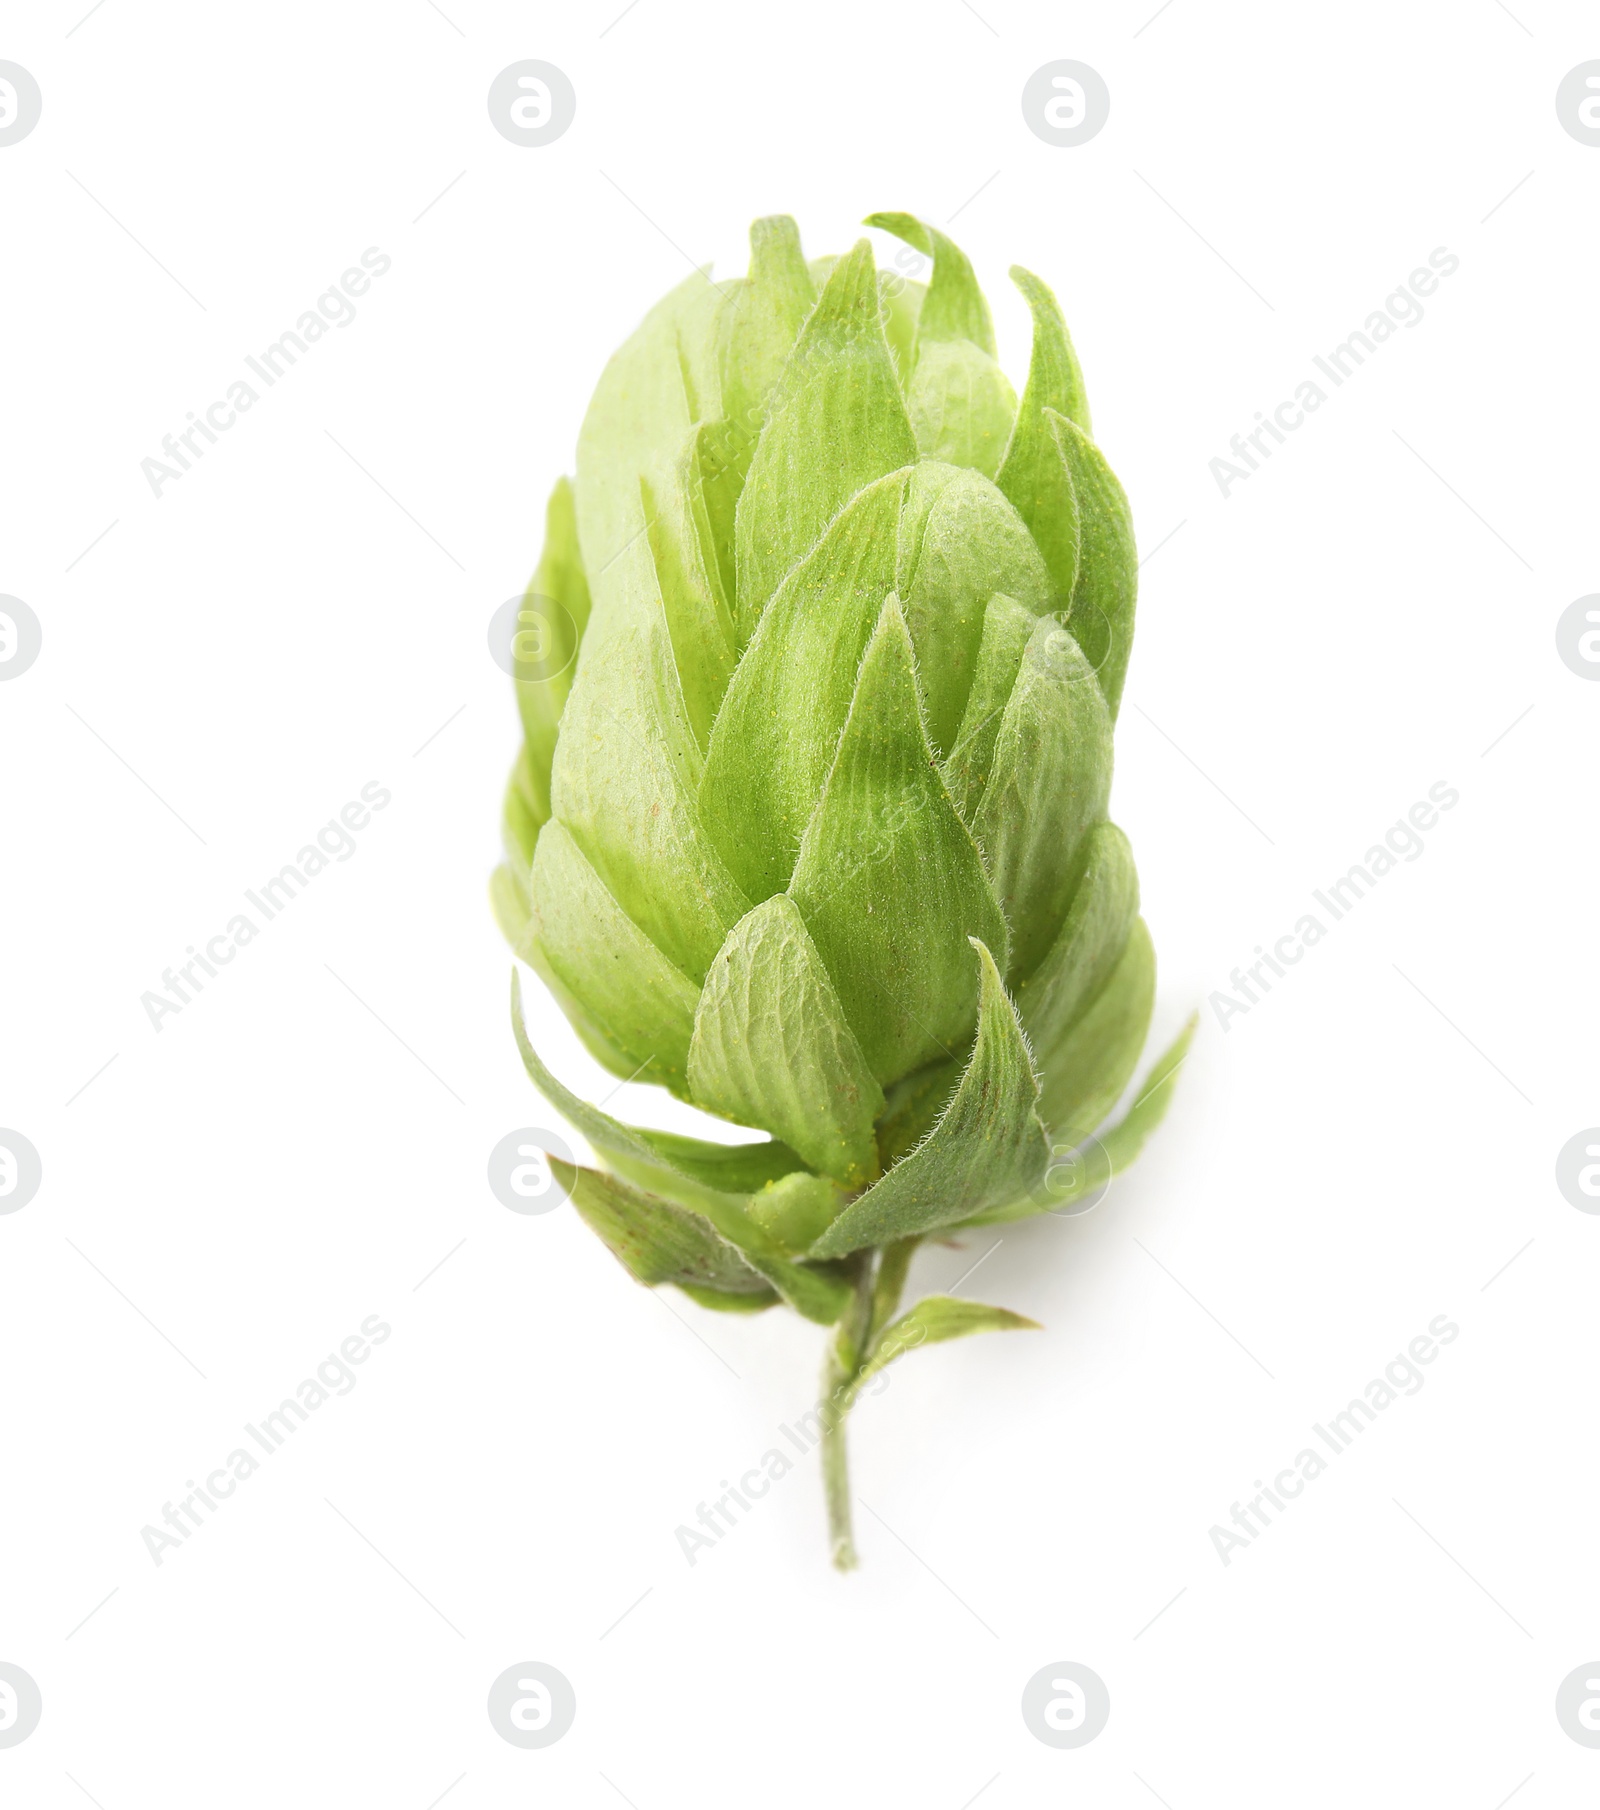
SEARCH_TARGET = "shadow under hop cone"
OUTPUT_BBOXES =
[490,211,1196,1569]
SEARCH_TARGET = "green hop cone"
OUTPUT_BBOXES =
[492,213,1196,1569]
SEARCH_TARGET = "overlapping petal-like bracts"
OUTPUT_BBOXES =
[493,214,1192,1302]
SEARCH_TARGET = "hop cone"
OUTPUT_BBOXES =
[492,214,1193,1566]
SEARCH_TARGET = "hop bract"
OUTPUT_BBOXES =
[492,213,1193,1566]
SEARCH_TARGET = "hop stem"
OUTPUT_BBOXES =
[820,1383,857,1571]
[869,1237,918,1346]
[820,1238,920,1570]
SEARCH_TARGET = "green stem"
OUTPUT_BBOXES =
[868,1236,919,1346]
[820,1238,921,1570]
[819,1391,856,1571]
[820,1253,875,1570]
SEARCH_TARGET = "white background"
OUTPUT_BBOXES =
[3,0,1597,1804]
